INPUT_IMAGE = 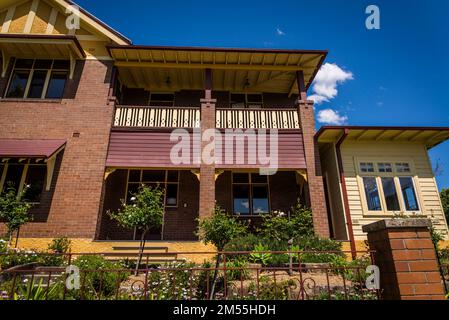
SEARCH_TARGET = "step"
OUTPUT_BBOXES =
[112,246,169,252]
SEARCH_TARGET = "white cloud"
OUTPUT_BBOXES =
[317,109,348,125]
[276,27,286,36]
[308,63,353,104]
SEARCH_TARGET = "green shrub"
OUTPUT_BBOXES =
[248,276,293,300]
[250,243,272,265]
[73,255,129,299]
[296,237,344,264]
[225,259,250,281]
[259,202,314,242]
[48,237,72,254]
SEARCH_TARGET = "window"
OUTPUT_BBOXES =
[381,178,400,211]
[359,161,421,214]
[149,93,175,107]
[126,170,179,207]
[396,163,411,173]
[6,59,68,99]
[0,160,47,203]
[360,162,375,173]
[232,173,269,216]
[399,177,419,211]
[362,177,382,211]
[378,163,393,173]
[230,93,263,109]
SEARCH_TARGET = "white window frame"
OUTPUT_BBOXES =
[356,158,423,216]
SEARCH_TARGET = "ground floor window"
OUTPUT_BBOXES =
[126,170,179,207]
[0,160,47,203]
[232,173,270,216]
[361,174,420,213]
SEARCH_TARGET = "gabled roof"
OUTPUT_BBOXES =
[316,126,449,150]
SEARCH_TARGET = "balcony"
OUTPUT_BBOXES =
[113,106,301,130]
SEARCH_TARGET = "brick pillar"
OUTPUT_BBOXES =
[363,219,446,300]
[199,88,217,219]
[298,100,330,238]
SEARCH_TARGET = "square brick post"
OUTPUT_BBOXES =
[199,69,217,219]
[298,100,330,238]
[363,219,446,300]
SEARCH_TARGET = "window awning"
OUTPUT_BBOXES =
[0,139,66,191]
[0,139,66,159]
[0,34,85,78]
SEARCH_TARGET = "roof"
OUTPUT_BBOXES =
[316,126,449,149]
[108,45,327,94]
[0,139,66,158]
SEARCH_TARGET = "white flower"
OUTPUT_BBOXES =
[130,197,136,202]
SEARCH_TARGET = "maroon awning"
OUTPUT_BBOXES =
[0,139,66,158]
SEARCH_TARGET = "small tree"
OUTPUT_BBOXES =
[197,205,247,299]
[108,184,164,273]
[0,183,32,248]
[441,188,449,224]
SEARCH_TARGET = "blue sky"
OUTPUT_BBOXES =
[76,0,449,189]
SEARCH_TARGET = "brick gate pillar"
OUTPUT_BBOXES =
[363,219,446,300]
[199,69,217,219]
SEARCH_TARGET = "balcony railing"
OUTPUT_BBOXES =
[114,106,200,128]
[216,108,301,129]
[113,106,301,129]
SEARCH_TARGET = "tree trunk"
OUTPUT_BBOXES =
[135,230,147,276]
[209,253,222,300]
[7,230,13,249]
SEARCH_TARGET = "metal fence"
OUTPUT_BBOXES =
[0,250,380,301]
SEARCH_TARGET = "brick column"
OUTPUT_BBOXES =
[298,100,330,238]
[199,88,217,219]
[363,219,446,300]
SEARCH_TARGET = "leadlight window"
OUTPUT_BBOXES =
[232,173,269,216]
[378,163,393,173]
[360,162,375,173]
[6,59,69,99]
[396,163,411,173]
[126,170,179,207]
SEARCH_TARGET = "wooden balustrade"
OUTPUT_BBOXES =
[114,106,200,128]
[114,106,301,129]
[216,108,301,129]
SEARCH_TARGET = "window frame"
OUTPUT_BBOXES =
[148,92,175,107]
[0,159,47,205]
[356,158,422,216]
[5,59,68,100]
[230,93,264,109]
[125,170,180,208]
[231,172,271,217]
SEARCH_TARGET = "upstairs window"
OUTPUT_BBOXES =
[230,93,263,109]
[6,59,69,99]
[149,93,175,107]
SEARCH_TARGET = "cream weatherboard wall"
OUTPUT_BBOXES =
[340,141,449,240]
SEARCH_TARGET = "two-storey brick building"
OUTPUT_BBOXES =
[0,0,448,253]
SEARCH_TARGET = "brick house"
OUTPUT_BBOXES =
[0,0,447,252]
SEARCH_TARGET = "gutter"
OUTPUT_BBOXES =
[335,129,357,260]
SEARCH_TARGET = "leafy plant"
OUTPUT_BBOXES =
[108,185,164,273]
[48,237,72,254]
[259,201,314,242]
[73,255,129,299]
[441,188,449,224]
[0,183,32,247]
[13,278,64,301]
[225,259,250,281]
[198,205,247,299]
[250,243,272,265]
[247,276,293,300]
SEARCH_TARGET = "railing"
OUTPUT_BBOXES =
[113,106,301,130]
[216,108,301,129]
[0,250,379,301]
[114,106,200,128]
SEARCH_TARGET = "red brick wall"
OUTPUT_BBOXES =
[0,59,115,239]
[298,100,330,238]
